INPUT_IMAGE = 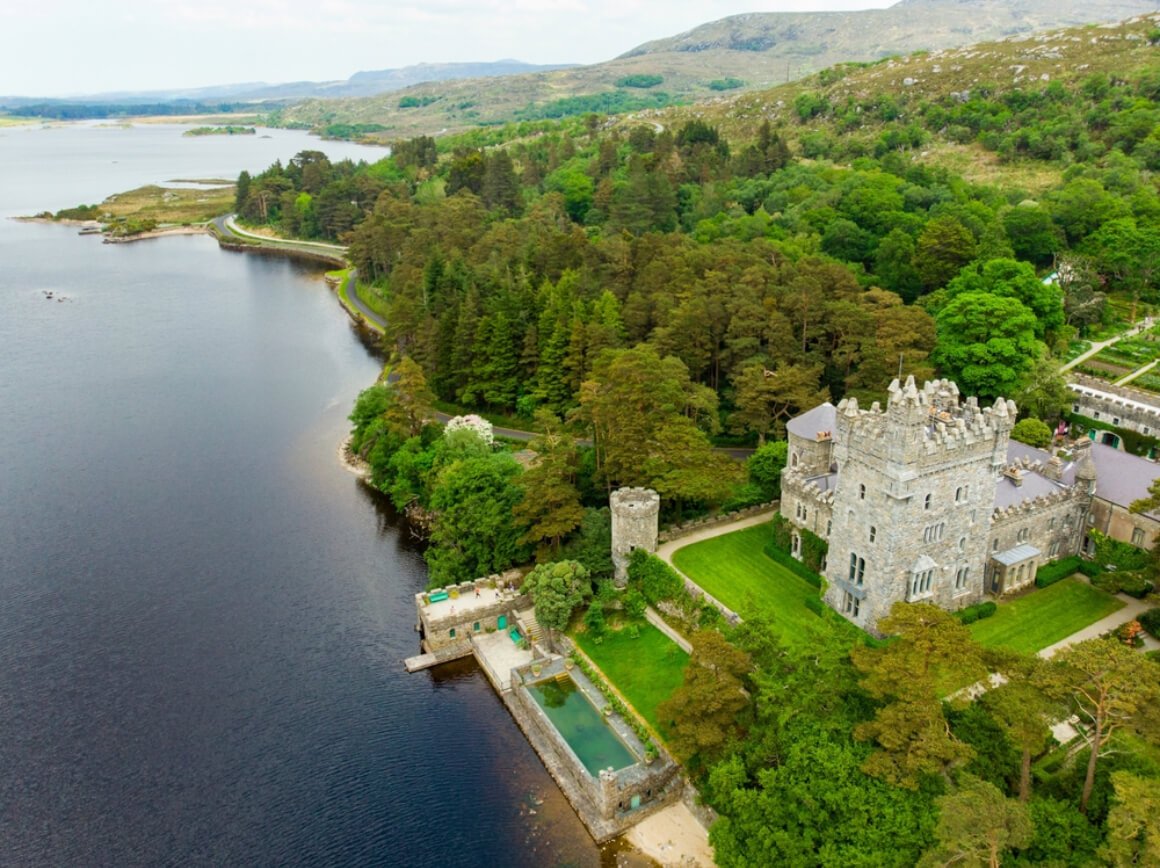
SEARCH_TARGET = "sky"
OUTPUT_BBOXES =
[1,0,898,97]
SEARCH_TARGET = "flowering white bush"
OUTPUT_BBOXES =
[443,414,494,446]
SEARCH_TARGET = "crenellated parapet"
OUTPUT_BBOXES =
[833,376,1015,473]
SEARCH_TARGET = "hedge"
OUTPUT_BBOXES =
[955,600,998,625]
[1035,556,1083,588]
[1139,607,1160,639]
[763,539,824,588]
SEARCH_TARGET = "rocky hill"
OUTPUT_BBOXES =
[278,0,1160,139]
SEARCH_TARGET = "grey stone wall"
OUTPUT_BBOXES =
[788,430,833,477]
[988,486,1089,593]
[417,569,528,653]
[611,487,660,586]
[657,502,776,544]
[506,657,680,841]
[822,378,1014,634]
[1069,375,1160,440]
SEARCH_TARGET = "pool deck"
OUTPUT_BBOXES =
[472,630,534,691]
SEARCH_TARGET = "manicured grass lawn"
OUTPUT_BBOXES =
[672,525,832,645]
[969,578,1124,654]
[572,619,688,731]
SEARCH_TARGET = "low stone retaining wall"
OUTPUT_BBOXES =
[644,607,692,654]
[658,502,777,543]
[506,656,681,842]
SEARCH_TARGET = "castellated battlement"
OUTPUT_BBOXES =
[610,487,661,516]
[834,376,1015,472]
[781,473,835,507]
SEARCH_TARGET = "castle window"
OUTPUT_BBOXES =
[924,493,932,510]
[803,508,808,522]
[859,483,866,500]
[954,566,969,591]
[1073,404,1079,413]
[791,453,799,468]
[1048,517,1056,530]
[993,538,999,551]
[956,486,967,503]
[910,569,934,598]
[1113,418,1121,426]
[449,628,456,639]
[959,537,966,552]
[1017,528,1030,543]
[848,553,865,585]
[1132,528,1145,546]
[1064,514,1073,528]
[843,591,860,618]
[826,520,832,536]
[473,621,481,633]
[869,525,876,543]
[1094,412,1100,419]
[1049,541,1060,557]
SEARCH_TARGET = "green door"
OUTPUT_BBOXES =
[497,615,507,630]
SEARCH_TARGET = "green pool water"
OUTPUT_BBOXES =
[527,677,636,776]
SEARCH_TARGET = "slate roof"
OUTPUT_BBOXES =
[804,472,839,493]
[1088,442,1160,510]
[787,402,836,439]
[993,471,1067,510]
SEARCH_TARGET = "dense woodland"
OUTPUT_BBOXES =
[266,36,1160,865]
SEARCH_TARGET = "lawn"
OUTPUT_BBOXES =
[572,618,688,731]
[969,578,1124,654]
[672,524,837,645]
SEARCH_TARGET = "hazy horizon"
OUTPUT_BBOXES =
[3,0,897,98]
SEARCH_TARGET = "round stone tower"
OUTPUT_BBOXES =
[610,487,660,587]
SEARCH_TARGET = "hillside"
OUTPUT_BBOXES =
[277,0,1160,140]
[640,12,1160,192]
[0,61,573,109]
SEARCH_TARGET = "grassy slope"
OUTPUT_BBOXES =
[66,184,234,225]
[969,577,1124,653]
[572,619,689,731]
[672,524,828,645]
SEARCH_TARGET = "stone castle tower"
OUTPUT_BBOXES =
[822,377,1016,633]
[610,487,660,586]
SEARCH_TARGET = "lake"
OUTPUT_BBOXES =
[0,122,627,866]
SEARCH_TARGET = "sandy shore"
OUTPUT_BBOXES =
[102,225,212,243]
[338,434,371,479]
[625,803,715,867]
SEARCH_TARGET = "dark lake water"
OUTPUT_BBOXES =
[0,123,626,866]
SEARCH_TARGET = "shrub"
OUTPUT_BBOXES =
[616,74,663,89]
[804,594,826,616]
[1011,418,1053,448]
[956,600,998,624]
[763,537,824,588]
[698,603,722,627]
[624,588,647,619]
[626,623,641,640]
[1138,607,1160,638]
[1035,556,1082,587]
[1093,571,1154,598]
[584,604,607,640]
[626,549,683,604]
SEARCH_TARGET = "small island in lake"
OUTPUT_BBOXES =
[183,126,256,137]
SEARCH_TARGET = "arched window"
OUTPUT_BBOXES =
[924,493,932,510]
[859,483,866,500]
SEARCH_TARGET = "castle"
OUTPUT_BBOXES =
[779,377,1112,634]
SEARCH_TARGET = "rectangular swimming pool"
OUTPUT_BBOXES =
[527,676,636,776]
